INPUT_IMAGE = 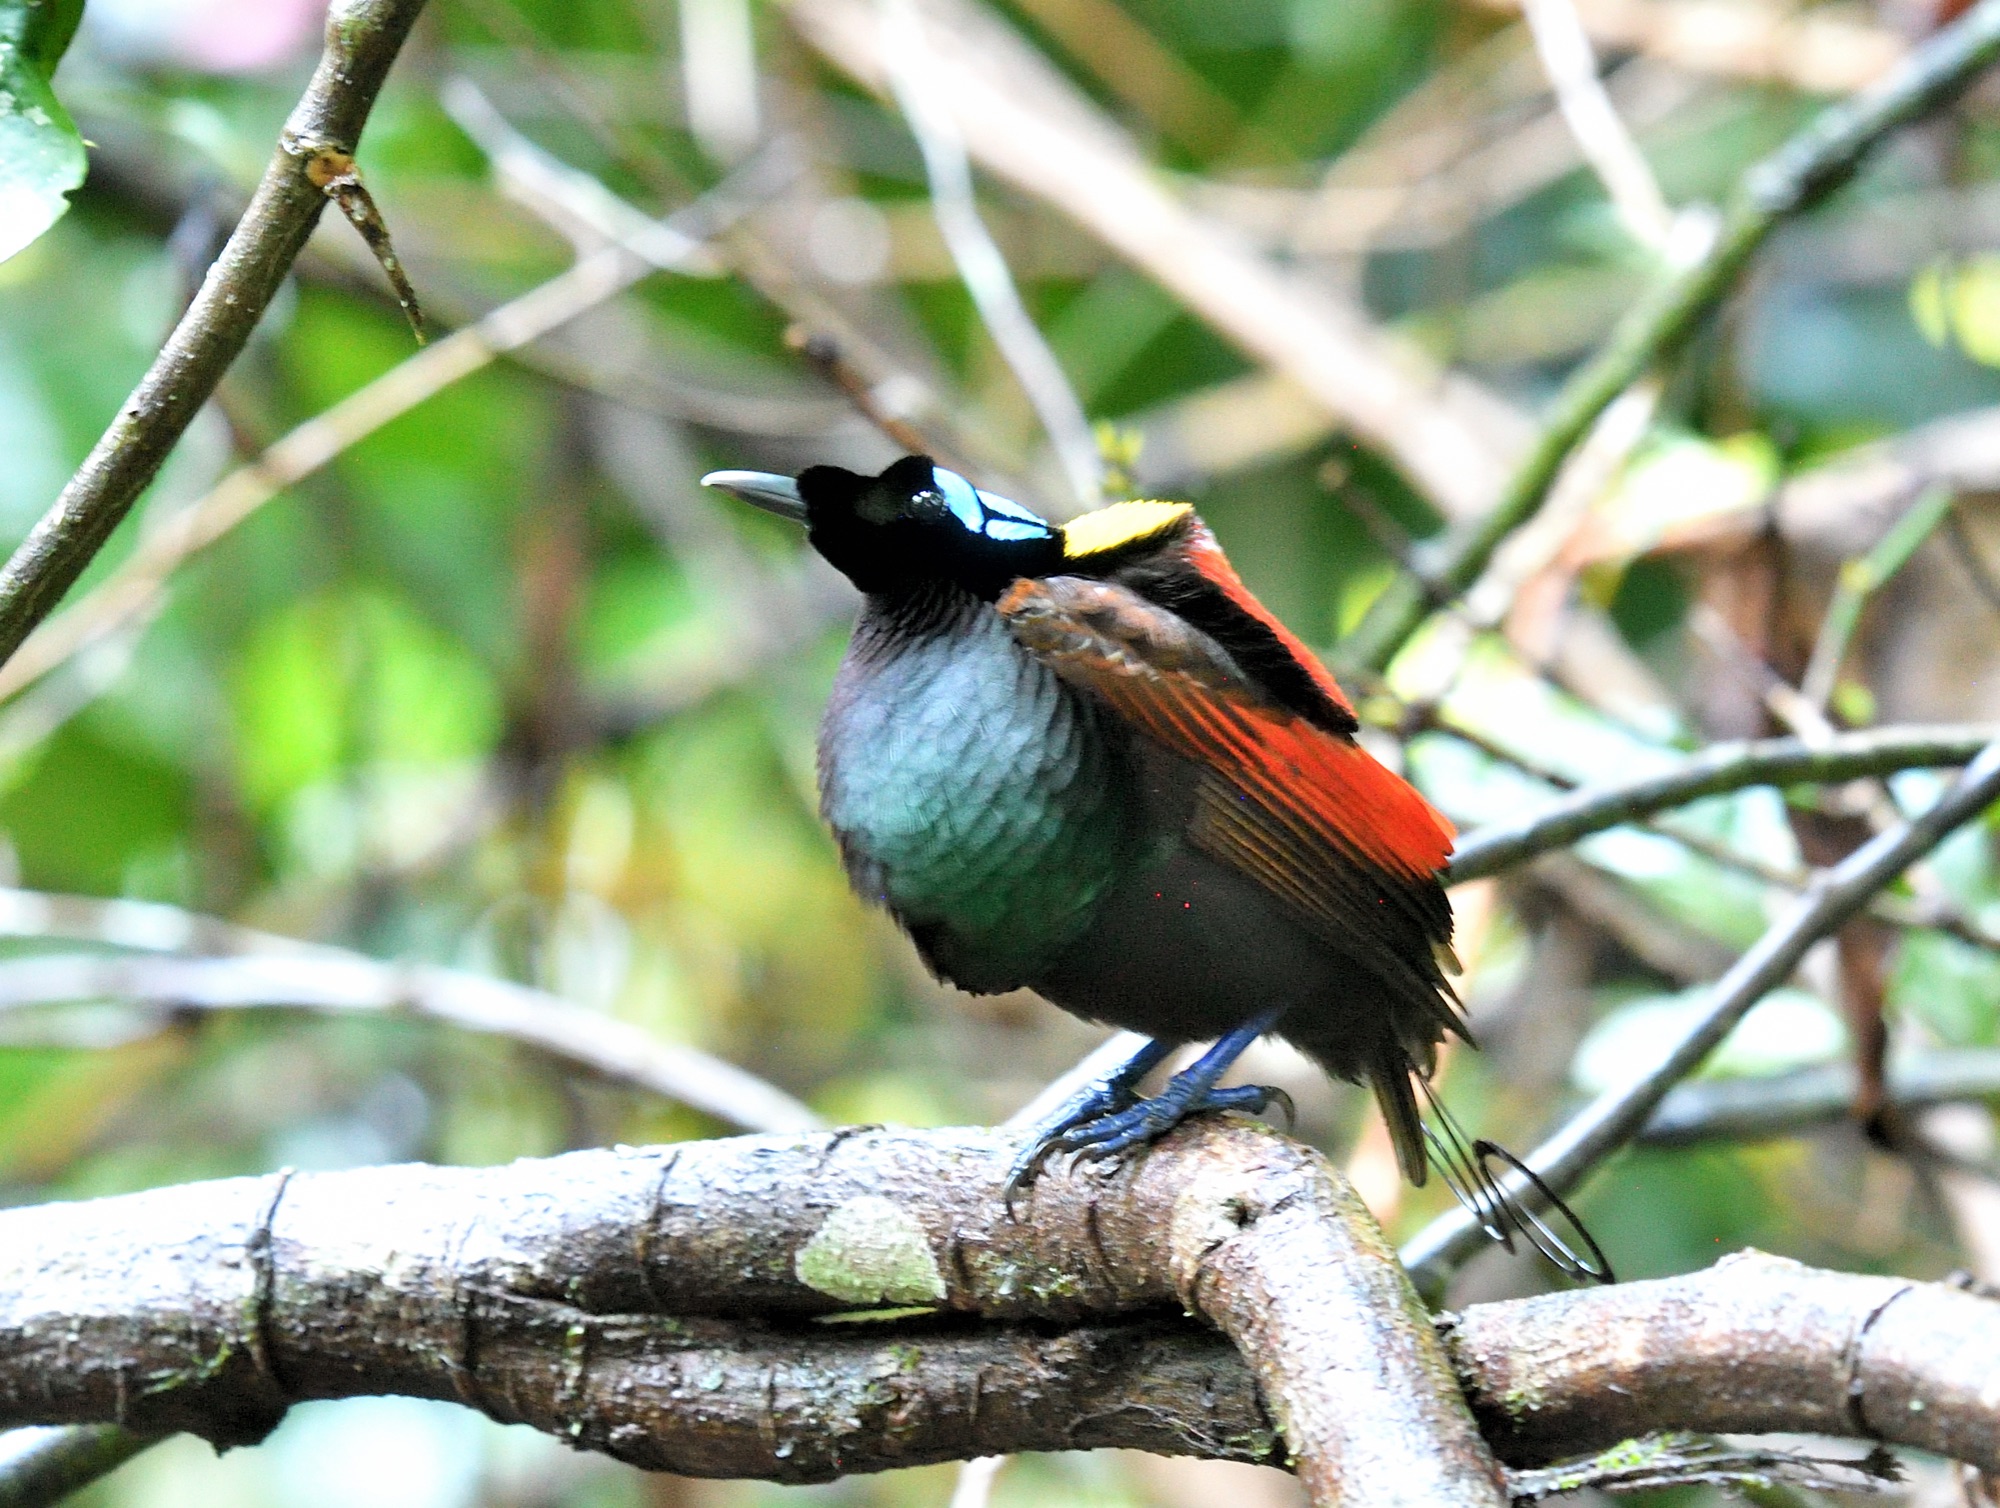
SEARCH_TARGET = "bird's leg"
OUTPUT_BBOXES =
[1004,1036,1174,1198]
[1017,1009,1292,1186]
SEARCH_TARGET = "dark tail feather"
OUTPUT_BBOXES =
[1414,1076,1615,1285]
[1368,1055,1431,1186]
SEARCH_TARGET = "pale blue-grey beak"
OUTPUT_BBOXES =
[701,469,807,523]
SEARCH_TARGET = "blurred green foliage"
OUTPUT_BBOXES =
[5,0,2000,1504]
[0,0,87,261]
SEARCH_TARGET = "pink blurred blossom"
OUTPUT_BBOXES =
[87,0,327,74]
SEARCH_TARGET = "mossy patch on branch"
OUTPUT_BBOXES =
[794,1196,947,1307]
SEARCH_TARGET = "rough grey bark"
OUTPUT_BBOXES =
[0,1124,1505,1506]
[6,1125,2000,1500]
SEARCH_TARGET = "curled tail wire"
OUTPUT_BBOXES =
[1416,1076,1614,1285]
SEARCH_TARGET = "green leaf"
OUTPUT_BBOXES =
[0,0,87,262]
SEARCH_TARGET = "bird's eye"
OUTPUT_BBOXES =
[932,468,985,530]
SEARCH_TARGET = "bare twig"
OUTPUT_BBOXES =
[1506,1433,1899,1501]
[782,0,1530,522]
[880,0,1101,511]
[1449,723,1999,881]
[1430,715,2000,957]
[1405,738,2000,1289]
[1800,485,1956,711]
[303,147,429,344]
[0,152,785,709]
[1641,1048,2000,1147]
[1001,1029,1155,1131]
[1470,0,1908,95]
[1519,0,1673,247]
[1342,0,2000,673]
[4,1137,2000,1483]
[0,949,819,1135]
[0,885,819,1135]
[0,0,430,673]
[946,1455,1007,1508]
[0,1426,153,1508]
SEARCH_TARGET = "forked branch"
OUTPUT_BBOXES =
[2,1129,1998,1501]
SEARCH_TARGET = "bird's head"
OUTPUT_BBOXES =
[701,455,1062,599]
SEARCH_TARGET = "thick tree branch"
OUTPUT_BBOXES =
[3,1135,1998,1491]
[0,0,429,671]
[0,1124,1500,1506]
[1342,0,2000,673]
[1447,1249,2000,1474]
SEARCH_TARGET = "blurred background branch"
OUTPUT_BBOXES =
[1344,0,2000,672]
[0,0,431,670]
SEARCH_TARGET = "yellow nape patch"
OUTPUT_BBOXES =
[1060,500,1193,560]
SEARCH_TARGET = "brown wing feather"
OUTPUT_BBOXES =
[996,574,1465,1035]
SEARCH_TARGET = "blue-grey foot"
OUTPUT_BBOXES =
[1050,1076,1294,1170]
[1006,1010,1289,1198]
[1004,1037,1172,1200]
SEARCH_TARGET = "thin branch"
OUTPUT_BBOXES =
[0,0,430,674]
[782,0,1530,523]
[1469,0,1908,95]
[4,1134,2000,1482]
[947,1455,1007,1508]
[789,330,944,459]
[1944,504,2000,620]
[0,1123,1504,1506]
[445,71,1001,485]
[1519,0,1673,248]
[1506,1434,1899,1501]
[1449,723,1998,881]
[1431,717,2000,959]
[1800,485,1957,711]
[1752,403,2000,563]
[0,151,787,709]
[1001,1029,1155,1131]
[880,0,1102,511]
[0,886,819,1135]
[1341,0,2000,673]
[0,951,819,1135]
[0,1426,154,1508]
[1641,1048,2000,1147]
[1404,738,2000,1289]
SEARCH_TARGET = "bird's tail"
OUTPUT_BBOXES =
[1367,1054,1432,1186]
[1372,1051,1614,1285]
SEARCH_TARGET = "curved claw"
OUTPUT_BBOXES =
[1004,1018,1289,1210]
[1264,1084,1297,1130]
[1004,1042,1172,1213]
[1025,1079,1291,1181]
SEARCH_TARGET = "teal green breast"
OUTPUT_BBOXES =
[818,587,1136,993]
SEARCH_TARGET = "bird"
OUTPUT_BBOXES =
[701,454,1587,1258]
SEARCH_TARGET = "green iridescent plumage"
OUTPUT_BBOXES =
[819,587,1137,992]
